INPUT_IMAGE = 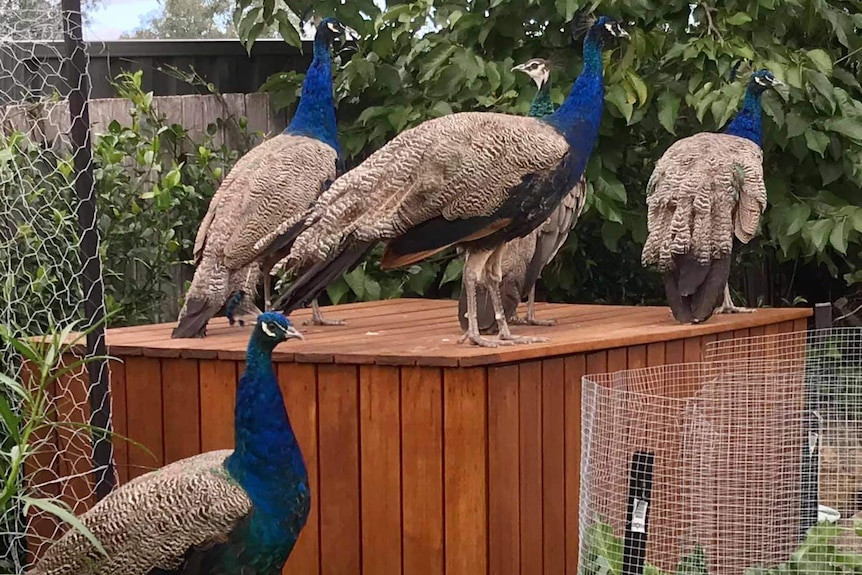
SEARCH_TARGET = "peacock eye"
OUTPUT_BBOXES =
[261,322,277,338]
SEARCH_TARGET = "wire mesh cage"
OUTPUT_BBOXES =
[579,328,862,575]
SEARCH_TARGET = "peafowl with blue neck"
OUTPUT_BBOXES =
[458,57,588,334]
[172,17,350,339]
[32,312,307,575]
[273,15,628,347]
[642,68,781,324]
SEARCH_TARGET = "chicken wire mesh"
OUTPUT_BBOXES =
[579,327,862,575]
[1,8,113,574]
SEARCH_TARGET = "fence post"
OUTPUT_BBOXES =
[61,0,115,500]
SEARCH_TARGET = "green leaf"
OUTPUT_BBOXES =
[428,101,454,118]
[343,266,366,298]
[785,112,808,138]
[830,219,847,254]
[726,12,752,25]
[851,209,862,233]
[807,219,833,252]
[440,258,464,287]
[824,118,862,142]
[657,91,681,135]
[0,392,20,443]
[326,278,350,305]
[606,84,633,123]
[804,130,830,156]
[805,49,833,76]
[274,11,301,48]
[626,71,648,108]
[785,203,812,235]
[601,221,626,252]
[21,496,108,557]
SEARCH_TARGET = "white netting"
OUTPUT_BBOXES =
[1,9,113,573]
[579,328,862,575]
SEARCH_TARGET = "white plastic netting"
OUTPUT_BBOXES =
[1,8,113,574]
[579,327,862,575]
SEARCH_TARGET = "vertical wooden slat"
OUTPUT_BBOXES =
[564,355,586,575]
[627,345,647,370]
[792,318,807,332]
[401,366,444,575]
[519,361,543,575]
[542,358,566,575]
[683,337,701,363]
[488,365,520,575]
[665,339,684,365]
[280,362,320,575]
[55,354,93,514]
[108,358,129,485]
[199,360,237,452]
[317,364,361,575]
[646,342,665,367]
[607,347,627,373]
[125,356,164,479]
[360,365,402,575]
[161,358,201,464]
[444,367,488,575]
[585,351,607,375]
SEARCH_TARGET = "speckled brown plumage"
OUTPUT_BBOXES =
[642,132,767,322]
[30,450,252,575]
[173,135,337,337]
[283,112,571,269]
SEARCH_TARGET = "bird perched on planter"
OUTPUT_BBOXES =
[642,68,781,324]
[171,16,351,339]
[458,57,588,333]
[272,15,627,348]
[31,312,307,575]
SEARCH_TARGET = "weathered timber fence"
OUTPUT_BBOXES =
[0,39,311,102]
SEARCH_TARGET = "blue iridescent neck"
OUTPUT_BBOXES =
[724,87,764,147]
[285,34,340,154]
[225,336,306,495]
[542,31,605,145]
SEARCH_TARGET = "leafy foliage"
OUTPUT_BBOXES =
[248,0,862,308]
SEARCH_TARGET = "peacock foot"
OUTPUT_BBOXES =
[303,316,346,327]
[510,315,557,327]
[499,333,550,345]
[715,305,755,315]
[458,331,515,348]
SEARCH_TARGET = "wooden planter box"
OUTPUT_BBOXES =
[31,299,811,575]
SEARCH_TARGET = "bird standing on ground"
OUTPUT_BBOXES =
[31,312,307,575]
[641,69,781,324]
[458,58,588,333]
[273,16,627,347]
[172,17,350,339]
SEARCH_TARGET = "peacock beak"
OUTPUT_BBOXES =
[511,64,526,73]
[285,326,304,341]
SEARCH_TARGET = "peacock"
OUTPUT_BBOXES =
[272,15,628,347]
[31,311,307,575]
[458,57,588,333]
[641,69,781,324]
[171,17,349,339]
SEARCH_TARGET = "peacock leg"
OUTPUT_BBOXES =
[715,284,755,314]
[304,298,347,326]
[511,286,557,326]
[486,246,548,344]
[458,249,513,347]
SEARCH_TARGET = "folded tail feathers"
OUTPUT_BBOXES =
[172,296,221,338]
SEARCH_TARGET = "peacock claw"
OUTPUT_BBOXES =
[458,332,515,348]
[303,317,346,327]
[716,305,755,315]
[500,334,549,345]
[510,315,557,327]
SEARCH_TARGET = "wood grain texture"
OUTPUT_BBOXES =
[542,358,566,575]
[564,355,586,575]
[444,367,488,575]
[124,356,164,479]
[519,361,543,575]
[359,365,402,575]
[199,360,237,451]
[279,363,319,575]
[109,358,129,485]
[161,358,201,464]
[317,364,361,575]
[488,364,520,575]
[54,356,93,514]
[401,366,444,575]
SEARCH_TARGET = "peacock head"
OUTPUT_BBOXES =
[748,69,781,95]
[512,58,551,89]
[253,311,303,350]
[588,16,629,42]
[316,17,355,49]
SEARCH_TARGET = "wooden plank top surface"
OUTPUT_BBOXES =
[91,299,812,367]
